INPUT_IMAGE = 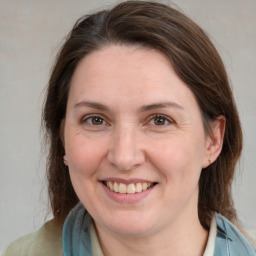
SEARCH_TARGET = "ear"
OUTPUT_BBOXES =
[60,119,68,165]
[202,116,226,168]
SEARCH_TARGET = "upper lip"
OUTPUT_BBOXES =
[100,178,157,185]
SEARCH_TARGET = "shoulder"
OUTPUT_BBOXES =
[2,219,63,256]
[215,214,256,255]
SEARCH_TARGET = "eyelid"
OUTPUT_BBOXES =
[147,114,175,126]
[81,114,109,125]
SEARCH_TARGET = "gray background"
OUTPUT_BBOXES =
[0,0,255,252]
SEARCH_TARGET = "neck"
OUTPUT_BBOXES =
[94,211,208,256]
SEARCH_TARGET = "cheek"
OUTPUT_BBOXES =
[65,136,107,209]
[65,135,106,178]
[149,137,204,212]
[148,135,205,183]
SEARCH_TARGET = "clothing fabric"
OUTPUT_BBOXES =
[215,214,256,256]
[2,202,256,256]
[2,219,63,256]
[203,213,217,256]
[90,221,104,256]
[62,203,256,256]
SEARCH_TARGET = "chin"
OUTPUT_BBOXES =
[109,222,153,237]
[101,212,156,237]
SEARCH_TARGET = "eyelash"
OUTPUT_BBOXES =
[81,115,107,126]
[147,114,174,126]
[81,114,174,127]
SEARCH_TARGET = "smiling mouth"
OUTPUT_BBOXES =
[102,181,157,194]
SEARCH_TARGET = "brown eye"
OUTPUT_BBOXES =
[85,116,106,125]
[149,115,171,126]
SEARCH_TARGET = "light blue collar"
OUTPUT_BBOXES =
[214,213,256,256]
[63,203,256,256]
[63,202,92,255]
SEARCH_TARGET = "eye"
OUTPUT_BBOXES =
[83,115,106,126]
[149,114,172,126]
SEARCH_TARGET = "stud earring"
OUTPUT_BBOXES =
[63,155,68,165]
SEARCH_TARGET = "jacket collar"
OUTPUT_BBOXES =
[214,214,256,256]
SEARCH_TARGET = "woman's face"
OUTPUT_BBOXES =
[64,45,212,237]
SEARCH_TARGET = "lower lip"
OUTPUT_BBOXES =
[101,182,156,203]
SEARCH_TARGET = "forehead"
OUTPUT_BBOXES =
[68,45,199,112]
[71,45,173,87]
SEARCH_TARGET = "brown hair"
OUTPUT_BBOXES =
[43,0,242,229]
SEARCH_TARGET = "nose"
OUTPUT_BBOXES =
[107,126,145,171]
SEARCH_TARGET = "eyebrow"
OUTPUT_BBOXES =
[74,101,110,111]
[139,102,184,112]
[74,101,184,112]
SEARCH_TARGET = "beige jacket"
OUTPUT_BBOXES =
[2,220,63,256]
[2,219,104,256]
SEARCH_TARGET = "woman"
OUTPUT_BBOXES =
[3,1,256,255]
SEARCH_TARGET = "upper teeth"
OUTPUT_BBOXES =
[106,181,153,194]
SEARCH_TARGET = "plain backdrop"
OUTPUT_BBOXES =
[0,0,255,252]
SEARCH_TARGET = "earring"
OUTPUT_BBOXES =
[63,155,68,165]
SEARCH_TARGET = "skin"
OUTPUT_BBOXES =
[63,45,225,256]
